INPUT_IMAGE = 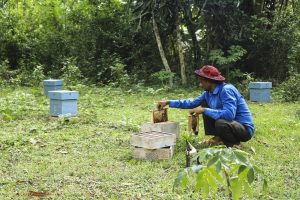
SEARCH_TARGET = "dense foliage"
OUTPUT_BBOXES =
[0,0,299,89]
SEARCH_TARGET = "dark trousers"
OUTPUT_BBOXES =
[202,101,252,147]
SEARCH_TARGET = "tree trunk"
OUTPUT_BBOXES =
[176,21,187,85]
[152,13,173,87]
[182,2,201,68]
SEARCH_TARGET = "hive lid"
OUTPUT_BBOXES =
[43,79,63,86]
[249,82,272,89]
[48,90,79,100]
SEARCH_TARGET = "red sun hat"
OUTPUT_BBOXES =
[194,65,225,81]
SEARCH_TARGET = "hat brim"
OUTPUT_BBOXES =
[194,69,225,81]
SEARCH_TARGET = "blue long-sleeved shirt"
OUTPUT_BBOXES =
[169,83,255,136]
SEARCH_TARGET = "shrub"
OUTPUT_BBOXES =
[109,58,130,87]
[0,60,17,85]
[61,58,84,86]
[277,68,300,102]
[9,59,45,87]
[230,70,255,99]
[174,146,267,200]
[152,70,175,87]
[209,45,247,81]
[30,65,45,86]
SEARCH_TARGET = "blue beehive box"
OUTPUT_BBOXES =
[48,90,79,117]
[249,82,272,103]
[43,80,63,96]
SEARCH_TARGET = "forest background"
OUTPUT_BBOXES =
[0,0,299,100]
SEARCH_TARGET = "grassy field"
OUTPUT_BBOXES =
[0,85,299,199]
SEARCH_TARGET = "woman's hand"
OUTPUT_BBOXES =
[189,106,204,115]
[157,100,169,110]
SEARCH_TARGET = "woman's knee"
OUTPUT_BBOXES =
[215,119,227,128]
[215,119,230,133]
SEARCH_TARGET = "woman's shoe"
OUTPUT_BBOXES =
[232,144,242,149]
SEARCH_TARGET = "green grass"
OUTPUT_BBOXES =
[0,85,299,199]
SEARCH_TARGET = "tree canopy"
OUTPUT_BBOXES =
[0,0,299,86]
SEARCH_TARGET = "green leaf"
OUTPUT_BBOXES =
[234,151,248,165]
[230,164,241,174]
[220,157,230,169]
[247,167,255,184]
[230,177,242,200]
[243,179,253,198]
[181,175,189,188]
[206,168,218,194]
[238,166,249,181]
[191,165,203,173]
[197,148,219,163]
[215,160,222,172]
[195,170,204,190]
[196,170,209,197]
[238,165,247,174]
[234,149,249,156]
[208,167,224,185]
[207,155,219,167]
[203,148,219,156]
[173,169,188,189]
[201,174,209,198]
[220,153,231,162]
[191,154,199,162]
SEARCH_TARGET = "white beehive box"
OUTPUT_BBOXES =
[140,121,180,138]
[130,131,176,149]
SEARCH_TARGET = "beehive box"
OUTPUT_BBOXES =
[48,90,79,117]
[140,121,180,138]
[133,146,174,160]
[249,82,272,103]
[130,131,176,149]
[43,80,63,96]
